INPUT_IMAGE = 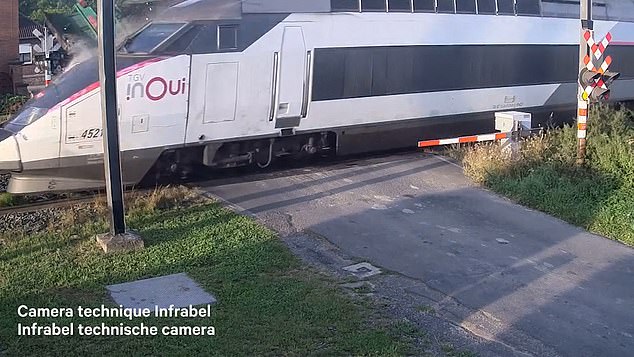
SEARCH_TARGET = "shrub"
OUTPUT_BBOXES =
[460,104,634,245]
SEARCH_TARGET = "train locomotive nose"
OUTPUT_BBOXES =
[0,128,22,173]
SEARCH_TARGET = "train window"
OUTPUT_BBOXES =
[456,0,476,13]
[477,0,496,14]
[188,25,216,53]
[413,0,435,12]
[331,0,360,11]
[515,0,540,15]
[218,25,239,50]
[123,23,184,54]
[162,26,202,54]
[362,0,387,11]
[496,0,515,14]
[437,0,455,13]
[388,0,412,11]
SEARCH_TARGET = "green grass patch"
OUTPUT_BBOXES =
[0,193,26,208]
[0,193,16,207]
[0,200,418,356]
[460,105,634,246]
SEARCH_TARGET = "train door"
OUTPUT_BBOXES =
[272,26,310,129]
[202,62,239,124]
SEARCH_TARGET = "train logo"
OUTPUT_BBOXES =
[126,74,187,101]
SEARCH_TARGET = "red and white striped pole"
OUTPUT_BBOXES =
[44,27,51,87]
[577,0,592,165]
[577,99,588,140]
[44,62,51,87]
[418,132,510,148]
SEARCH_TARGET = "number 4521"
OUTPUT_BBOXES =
[80,128,103,139]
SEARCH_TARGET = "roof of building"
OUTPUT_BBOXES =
[18,14,46,41]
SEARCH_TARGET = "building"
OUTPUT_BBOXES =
[0,0,18,93]
[19,15,65,93]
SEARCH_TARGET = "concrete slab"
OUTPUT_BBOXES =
[107,273,216,309]
[201,152,634,357]
[343,262,382,278]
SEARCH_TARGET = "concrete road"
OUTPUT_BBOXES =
[200,152,634,357]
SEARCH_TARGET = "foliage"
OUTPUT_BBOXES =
[20,0,143,23]
[0,94,27,117]
[19,0,76,23]
[460,105,634,246]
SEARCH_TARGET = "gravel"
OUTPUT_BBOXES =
[0,174,9,192]
[0,203,101,243]
[0,208,61,237]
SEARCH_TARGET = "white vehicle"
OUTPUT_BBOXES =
[1,0,634,193]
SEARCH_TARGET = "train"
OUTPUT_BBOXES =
[1,0,634,194]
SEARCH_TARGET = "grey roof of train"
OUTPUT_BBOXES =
[156,0,634,22]
[155,0,330,21]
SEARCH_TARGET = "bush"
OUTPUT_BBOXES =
[0,94,27,117]
[461,104,634,245]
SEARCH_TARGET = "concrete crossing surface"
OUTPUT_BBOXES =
[201,152,634,357]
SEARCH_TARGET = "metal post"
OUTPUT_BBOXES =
[97,0,126,235]
[44,27,51,87]
[577,0,593,166]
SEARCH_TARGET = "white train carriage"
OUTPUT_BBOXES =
[1,0,634,193]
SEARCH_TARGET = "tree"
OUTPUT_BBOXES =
[20,0,76,22]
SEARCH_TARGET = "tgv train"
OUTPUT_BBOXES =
[1,0,634,194]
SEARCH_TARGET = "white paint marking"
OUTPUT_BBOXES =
[410,185,420,190]
[402,209,415,214]
[496,238,510,244]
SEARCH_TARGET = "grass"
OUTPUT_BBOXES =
[0,187,420,356]
[416,304,437,315]
[457,104,634,246]
[0,193,17,207]
[440,343,476,357]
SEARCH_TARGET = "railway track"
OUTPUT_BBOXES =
[0,148,434,218]
[0,193,103,216]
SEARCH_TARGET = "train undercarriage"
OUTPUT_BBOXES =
[150,131,337,180]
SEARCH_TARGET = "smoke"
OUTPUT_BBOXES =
[65,38,97,70]
[64,7,155,70]
[115,16,151,44]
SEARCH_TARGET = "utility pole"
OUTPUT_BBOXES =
[95,0,144,254]
[97,0,126,235]
[576,0,592,166]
